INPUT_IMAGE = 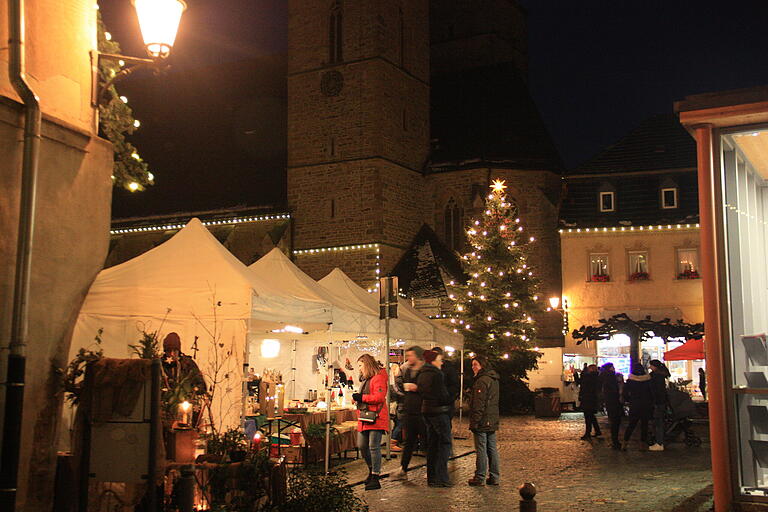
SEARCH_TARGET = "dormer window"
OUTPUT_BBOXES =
[661,187,678,209]
[599,191,615,212]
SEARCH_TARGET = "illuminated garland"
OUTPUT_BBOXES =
[560,223,700,234]
[111,214,291,234]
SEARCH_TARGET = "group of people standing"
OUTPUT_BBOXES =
[577,359,671,451]
[352,346,501,490]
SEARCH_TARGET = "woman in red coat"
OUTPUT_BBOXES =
[352,353,389,490]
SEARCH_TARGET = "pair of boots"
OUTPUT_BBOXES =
[365,470,381,490]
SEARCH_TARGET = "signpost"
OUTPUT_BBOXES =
[379,276,398,460]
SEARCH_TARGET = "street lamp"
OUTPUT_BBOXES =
[548,296,570,336]
[132,0,187,58]
[95,0,186,105]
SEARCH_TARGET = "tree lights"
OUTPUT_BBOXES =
[447,180,542,359]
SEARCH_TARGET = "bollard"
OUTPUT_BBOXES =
[519,482,537,512]
[177,464,195,512]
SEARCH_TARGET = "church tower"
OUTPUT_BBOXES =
[287,0,430,288]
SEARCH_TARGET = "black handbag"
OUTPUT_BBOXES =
[359,408,378,423]
[357,378,379,423]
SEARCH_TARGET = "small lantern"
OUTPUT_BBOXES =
[132,0,187,58]
[178,400,192,426]
[549,297,560,310]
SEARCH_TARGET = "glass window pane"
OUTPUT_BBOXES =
[600,192,614,212]
[589,253,609,281]
[677,248,699,279]
[629,251,649,280]
[662,188,678,208]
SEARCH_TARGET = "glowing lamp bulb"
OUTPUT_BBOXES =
[132,0,187,58]
[549,297,560,309]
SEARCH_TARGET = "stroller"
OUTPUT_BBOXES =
[650,388,702,447]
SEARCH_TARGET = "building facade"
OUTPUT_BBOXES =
[0,0,114,509]
[527,115,705,397]
[678,86,768,511]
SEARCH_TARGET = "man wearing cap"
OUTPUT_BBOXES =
[161,333,207,419]
[417,349,453,487]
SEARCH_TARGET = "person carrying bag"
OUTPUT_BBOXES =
[352,354,389,490]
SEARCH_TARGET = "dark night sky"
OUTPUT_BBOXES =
[103,0,768,217]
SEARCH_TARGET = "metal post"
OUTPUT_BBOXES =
[148,359,160,512]
[458,348,465,427]
[324,324,333,474]
[1,0,41,508]
[291,339,297,400]
[384,311,391,460]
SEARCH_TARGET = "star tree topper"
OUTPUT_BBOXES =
[491,179,508,194]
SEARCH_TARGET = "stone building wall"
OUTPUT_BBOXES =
[287,0,430,283]
[0,2,113,509]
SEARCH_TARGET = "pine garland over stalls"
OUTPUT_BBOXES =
[97,13,153,192]
[448,180,543,362]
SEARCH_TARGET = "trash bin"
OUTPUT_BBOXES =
[534,387,561,418]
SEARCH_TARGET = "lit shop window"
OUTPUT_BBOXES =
[661,187,678,209]
[599,191,615,212]
[677,248,700,280]
[589,253,610,282]
[628,251,649,281]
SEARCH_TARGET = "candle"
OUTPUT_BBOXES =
[179,400,192,426]
[252,431,263,451]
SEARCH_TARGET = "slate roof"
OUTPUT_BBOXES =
[428,62,563,172]
[572,114,697,175]
[561,115,699,228]
[391,224,466,299]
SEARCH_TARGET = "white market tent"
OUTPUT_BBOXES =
[66,219,377,439]
[318,268,462,348]
[245,250,384,402]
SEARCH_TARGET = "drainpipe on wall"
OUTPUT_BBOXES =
[0,0,41,509]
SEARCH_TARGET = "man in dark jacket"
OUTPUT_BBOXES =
[467,356,500,486]
[622,363,653,449]
[417,350,453,487]
[648,359,670,451]
[432,347,460,414]
[392,346,426,480]
[578,364,601,440]
[600,362,624,450]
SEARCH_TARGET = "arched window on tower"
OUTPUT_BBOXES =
[444,199,464,252]
[329,2,343,64]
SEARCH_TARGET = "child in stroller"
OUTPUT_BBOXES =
[649,388,702,447]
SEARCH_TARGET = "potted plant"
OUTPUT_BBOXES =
[203,427,249,463]
[629,271,650,281]
[591,274,610,282]
[677,269,700,280]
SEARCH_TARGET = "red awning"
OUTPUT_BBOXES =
[664,338,705,361]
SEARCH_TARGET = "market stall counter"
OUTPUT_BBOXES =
[275,407,358,463]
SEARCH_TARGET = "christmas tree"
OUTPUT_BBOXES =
[448,180,542,359]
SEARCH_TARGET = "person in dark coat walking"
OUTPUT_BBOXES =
[392,346,426,480]
[648,359,670,451]
[578,364,601,439]
[600,362,624,450]
[467,356,501,486]
[622,363,653,449]
[417,350,453,487]
[699,367,707,401]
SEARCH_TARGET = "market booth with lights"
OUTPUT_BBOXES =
[678,86,768,511]
[67,218,462,488]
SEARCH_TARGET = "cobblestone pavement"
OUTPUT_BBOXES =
[344,413,713,512]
